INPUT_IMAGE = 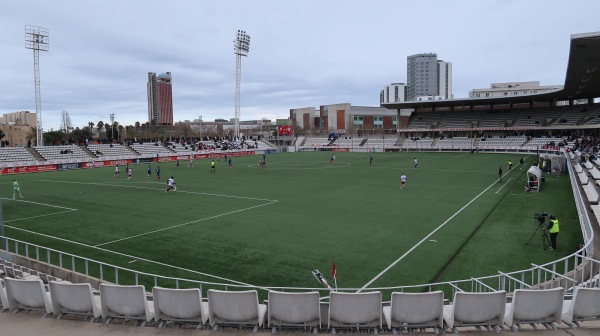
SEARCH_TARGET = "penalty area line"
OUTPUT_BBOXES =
[5,210,77,223]
[4,224,261,288]
[357,175,508,292]
[2,198,77,211]
[94,200,279,247]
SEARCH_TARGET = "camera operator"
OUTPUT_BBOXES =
[544,215,560,250]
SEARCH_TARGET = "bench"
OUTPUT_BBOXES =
[574,164,583,173]
[583,184,600,204]
[591,167,600,180]
[584,161,594,170]
[579,172,590,185]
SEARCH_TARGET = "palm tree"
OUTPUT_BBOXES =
[26,127,37,146]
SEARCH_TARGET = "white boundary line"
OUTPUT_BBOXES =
[34,180,277,202]
[495,178,514,193]
[2,198,77,211]
[357,176,507,292]
[4,224,259,287]
[5,210,77,223]
[95,200,278,247]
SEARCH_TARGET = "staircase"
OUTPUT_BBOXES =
[26,148,45,162]
[80,146,97,158]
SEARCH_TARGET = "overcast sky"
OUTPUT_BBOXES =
[1,0,598,131]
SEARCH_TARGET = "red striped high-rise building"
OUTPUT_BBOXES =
[147,72,173,125]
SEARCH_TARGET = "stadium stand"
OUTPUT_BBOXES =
[129,143,174,156]
[433,137,474,149]
[403,138,434,149]
[407,112,443,129]
[86,143,136,159]
[523,137,565,149]
[363,138,398,149]
[0,147,38,164]
[34,145,91,162]
[438,111,481,128]
[514,108,564,127]
[334,138,361,148]
[480,110,520,127]
[478,136,527,148]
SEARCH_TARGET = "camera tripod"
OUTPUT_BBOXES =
[526,223,550,250]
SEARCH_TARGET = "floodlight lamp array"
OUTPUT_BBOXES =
[25,25,50,51]
[234,30,250,55]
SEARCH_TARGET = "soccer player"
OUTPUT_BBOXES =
[188,158,194,167]
[400,173,407,189]
[211,159,216,173]
[228,157,232,167]
[498,166,503,183]
[520,157,524,169]
[369,155,373,167]
[125,163,129,175]
[146,164,152,178]
[176,159,180,168]
[114,164,120,177]
[127,167,133,180]
[330,154,334,164]
[413,158,418,170]
[508,160,513,170]
[12,179,24,199]
[332,155,336,164]
[165,176,176,193]
[155,166,161,181]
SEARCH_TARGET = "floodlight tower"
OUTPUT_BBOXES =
[233,30,250,140]
[25,25,49,147]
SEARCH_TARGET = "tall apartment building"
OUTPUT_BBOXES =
[406,53,452,101]
[147,72,173,125]
[380,83,408,104]
[0,111,37,146]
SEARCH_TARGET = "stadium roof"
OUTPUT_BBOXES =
[383,32,600,110]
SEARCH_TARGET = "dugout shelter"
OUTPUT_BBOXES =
[526,166,542,192]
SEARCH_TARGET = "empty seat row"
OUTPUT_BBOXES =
[583,184,600,204]
[2,279,600,332]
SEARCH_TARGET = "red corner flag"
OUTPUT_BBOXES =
[332,262,336,278]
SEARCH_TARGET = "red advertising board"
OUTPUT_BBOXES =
[0,164,57,175]
[278,125,293,136]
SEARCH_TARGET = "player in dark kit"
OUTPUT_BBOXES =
[155,166,161,181]
[147,164,152,178]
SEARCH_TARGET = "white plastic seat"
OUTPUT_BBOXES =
[153,287,208,328]
[4,277,52,316]
[383,291,444,332]
[562,287,600,327]
[100,283,154,325]
[50,281,101,320]
[443,291,506,332]
[328,291,382,331]
[504,287,563,331]
[207,289,267,330]
[267,290,320,330]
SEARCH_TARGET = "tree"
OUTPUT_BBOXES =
[135,121,141,129]
[97,121,104,132]
[26,127,37,146]
[44,130,66,145]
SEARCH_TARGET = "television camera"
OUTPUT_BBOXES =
[534,212,551,225]
[527,212,551,250]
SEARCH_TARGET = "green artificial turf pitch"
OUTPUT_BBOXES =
[1,151,581,292]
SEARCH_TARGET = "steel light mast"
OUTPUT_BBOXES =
[25,25,49,146]
[233,30,250,140]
